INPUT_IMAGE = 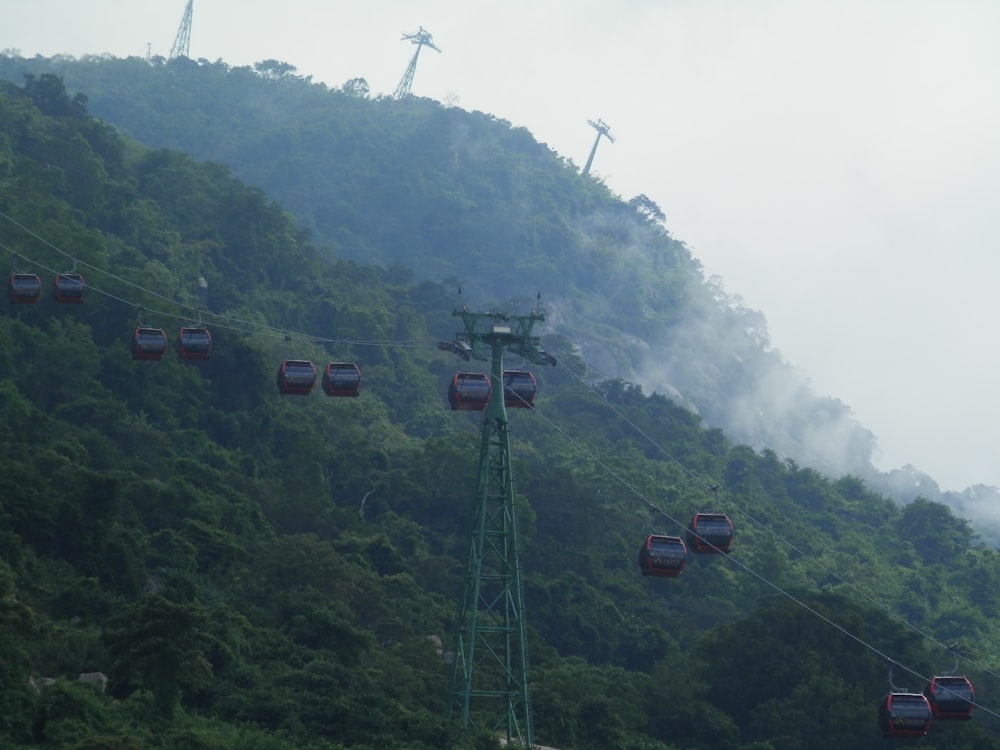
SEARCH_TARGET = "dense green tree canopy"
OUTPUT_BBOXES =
[0,51,912,496]
[0,70,997,750]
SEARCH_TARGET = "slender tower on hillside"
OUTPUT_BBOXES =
[169,0,194,60]
[583,118,615,175]
[441,304,557,748]
[393,27,441,99]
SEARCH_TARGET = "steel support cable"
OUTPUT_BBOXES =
[0,234,441,350]
[543,361,1000,719]
[5,209,993,716]
[2,239,271,336]
[559,360,1000,687]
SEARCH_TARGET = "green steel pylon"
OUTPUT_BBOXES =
[169,0,193,60]
[442,306,556,748]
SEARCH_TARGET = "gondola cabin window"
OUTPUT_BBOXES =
[502,370,537,408]
[8,273,42,304]
[686,513,734,554]
[322,363,362,397]
[130,328,168,361]
[277,360,317,395]
[878,692,932,738]
[638,535,687,578]
[924,676,974,720]
[53,273,86,303]
[177,327,212,360]
[448,372,491,411]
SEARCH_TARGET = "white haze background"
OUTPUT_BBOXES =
[4,1,1000,502]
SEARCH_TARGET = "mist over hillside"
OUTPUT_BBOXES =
[3,52,997,542]
[5,59,1000,749]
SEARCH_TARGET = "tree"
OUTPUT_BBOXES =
[628,193,666,223]
[103,596,215,718]
[22,72,88,117]
[341,77,370,98]
[0,560,36,744]
[253,60,298,80]
[899,498,974,565]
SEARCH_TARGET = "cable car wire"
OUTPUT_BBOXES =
[0,231,441,350]
[0,208,454,349]
[529,376,1000,718]
[544,359,1000,719]
[3,209,996,720]
[564,359,1000,686]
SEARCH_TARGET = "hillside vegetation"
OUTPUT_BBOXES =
[1,69,999,749]
[7,52,996,535]
[0,54,891,480]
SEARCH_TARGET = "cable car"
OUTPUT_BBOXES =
[8,273,42,304]
[686,513,734,554]
[277,359,317,395]
[502,370,537,408]
[130,327,168,361]
[322,362,361,397]
[878,692,932,738]
[53,273,86,303]
[638,535,687,578]
[177,327,212,360]
[448,372,491,411]
[924,675,974,721]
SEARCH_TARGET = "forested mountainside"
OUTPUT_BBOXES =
[6,53,995,536]
[2,72,1000,749]
[0,54,922,496]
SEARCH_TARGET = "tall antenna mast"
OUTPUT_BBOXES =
[583,118,615,175]
[393,27,441,99]
[169,0,194,60]
[442,306,556,748]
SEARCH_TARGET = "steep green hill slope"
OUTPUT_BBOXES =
[0,53,893,489]
[1,72,999,750]
[10,52,1000,541]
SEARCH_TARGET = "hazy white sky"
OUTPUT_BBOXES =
[4,0,1000,492]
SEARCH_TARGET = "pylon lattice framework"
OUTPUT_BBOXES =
[394,26,441,99]
[169,0,193,60]
[583,118,615,175]
[443,307,556,748]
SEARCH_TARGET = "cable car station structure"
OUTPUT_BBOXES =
[440,305,556,748]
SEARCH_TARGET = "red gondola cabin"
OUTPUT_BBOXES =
[130,327,168,361]
[924,676,974,721]
[8,273,42,304]
[878,692,932,738]
[322,362,362,397]
[638,535,687,578]
[277,359,317,395]
[177,327,212,360]
[448,372,491,411]
[502,370,537,408]
[53,273,86,303]
[686,513,734,554]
